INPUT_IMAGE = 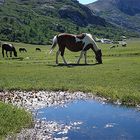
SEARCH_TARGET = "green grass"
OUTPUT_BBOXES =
[0,38,140,138]
[0,101,32,139]
[0,39,140,106]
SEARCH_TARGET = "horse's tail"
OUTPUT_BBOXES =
[49,35,58,54]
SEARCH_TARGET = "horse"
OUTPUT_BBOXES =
[2,43,17,57]
[50,33,102,65]
[19,48,27,52]
[36,48,41,51]
[122,44,127,47]
[110,45,116,49]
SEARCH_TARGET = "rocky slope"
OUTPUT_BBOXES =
[87,0,140,33]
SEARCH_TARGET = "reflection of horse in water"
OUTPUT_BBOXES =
[50,33,102,65]
[2,43,17,57]
[19,48,27,52]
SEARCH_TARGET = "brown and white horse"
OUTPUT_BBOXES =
[2,43,17,57]
[50,33,102,65]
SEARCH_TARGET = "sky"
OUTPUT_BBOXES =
[78,0,97,4]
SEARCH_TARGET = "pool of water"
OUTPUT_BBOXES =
[36,99,140,140]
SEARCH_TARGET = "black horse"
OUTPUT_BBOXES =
[36,48,41,51]
[2,43,17,57]
[19,48,27,52]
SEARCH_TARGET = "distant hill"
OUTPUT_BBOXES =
[0,0,138,44]
[87,0,140,33]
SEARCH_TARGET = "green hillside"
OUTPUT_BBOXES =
[0,0,138,44]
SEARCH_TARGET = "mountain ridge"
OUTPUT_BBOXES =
[87,0,140,33]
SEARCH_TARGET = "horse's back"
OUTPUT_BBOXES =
[76,33,86,39]
[58,33,85,39]
[2,43,13,51]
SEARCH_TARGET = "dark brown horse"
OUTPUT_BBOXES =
[19,48,27,52]
[2,43,17,57]
[36,48,41,51]
[50,33,102,65]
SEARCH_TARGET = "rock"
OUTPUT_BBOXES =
[0,90,107,139]
[58,4,106,27]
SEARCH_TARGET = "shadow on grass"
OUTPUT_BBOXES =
[47,63,101,68]
[12,57,24,60]
[3,57,24,61]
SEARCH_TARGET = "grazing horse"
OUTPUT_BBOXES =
[19,48,27,52]
[122,44,127,47]
[50,33,102,65]
[36,48,41,51]
[2,43,17,57]
[110,45,116,49]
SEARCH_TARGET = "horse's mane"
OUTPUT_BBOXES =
[86,33,94,40]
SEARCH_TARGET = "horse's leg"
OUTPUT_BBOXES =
[2,48,4,57]
[61,52,67,65]
[77,51,84,64]
[56,49,67,65]
[62,55,67,65]
[6,51,8,57]
[10,51,12,57]
[56,50,60,64]
[83,51,87,64]
[59,46,67,65]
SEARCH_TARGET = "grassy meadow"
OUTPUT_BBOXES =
[0,39,140,105]
[0,38,140,138]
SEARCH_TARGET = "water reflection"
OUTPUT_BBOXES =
[37,100,140,140]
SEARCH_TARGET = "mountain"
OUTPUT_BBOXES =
[87,0,140,33]
[0,0,138,44]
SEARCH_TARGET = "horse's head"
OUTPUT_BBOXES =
[14,50,17,57]
[95,49,102,64]
[12,46,17,57]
